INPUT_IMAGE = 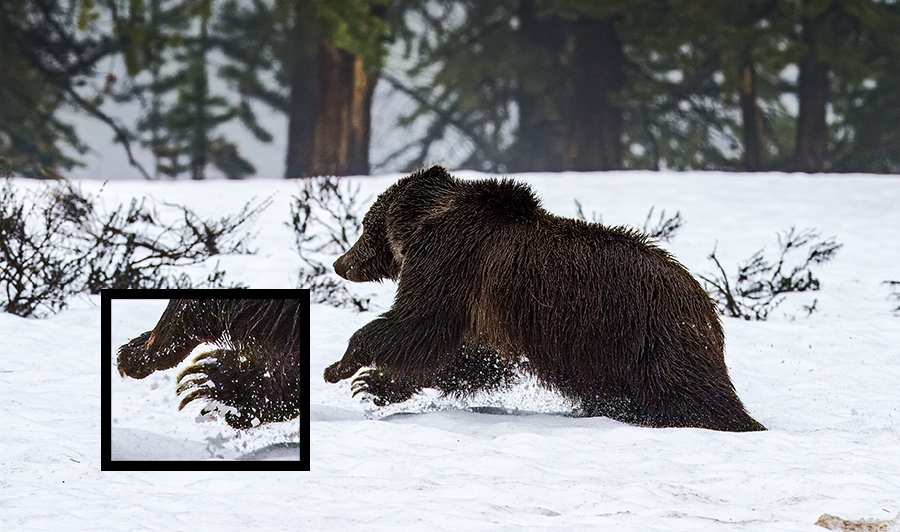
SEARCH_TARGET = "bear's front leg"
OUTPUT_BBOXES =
[118,329,203,379]
[323,317,389,383]
[324,314,430,405]
[117,300,218,379]
[325,304,467,403]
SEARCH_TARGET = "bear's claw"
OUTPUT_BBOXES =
[350,369,420,407]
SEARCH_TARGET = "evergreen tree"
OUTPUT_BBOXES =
[5,0,900,179]
[611,0,747,171]
[833,49,900,173]
[0,0,119,178]
[123,0,268,179]
[0,0,164,179]
[804,0,900,173]
[387,0,569,172]
[0,18,85,178]
[645,0,796,172]
[391,0,900,174]
[783,0,900,172]
[215,0,388,178]
[124,0,191,179]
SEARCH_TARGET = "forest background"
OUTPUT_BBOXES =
[2,0,900,181]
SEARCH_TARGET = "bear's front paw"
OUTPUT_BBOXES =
[116,331,154,378]
[350,369,421,407]
[176,349,297,429]
[324,359,363,383]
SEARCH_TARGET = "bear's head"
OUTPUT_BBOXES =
[333,165,453,282]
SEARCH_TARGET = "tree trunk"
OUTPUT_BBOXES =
[739,54,762,172]
[347,58,377,176]
[795,18,829,173]
[506,0,567,172]
[284,32,375,178]
[311,43,377,177]
[284,10,321,179]
[312,41,353,176]
[564,17,625,172]
[190,16,210,180]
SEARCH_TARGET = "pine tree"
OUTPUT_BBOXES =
[0,0,108,178]
[607,0,736,170]
[649,0,795,172]
[0,23,85,178]
[386,0,568,172]
[0,0,166,179]
[125,0,267,179]
[788,0,900,173]
[809,0,900,173]
[216,0,387,178]
[120,0,192,179]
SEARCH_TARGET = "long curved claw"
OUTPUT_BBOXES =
[175,377,209,395]
[177,365,209,382]
[351,369,374,397]
[191,350,217,362]
[178,388,212,410]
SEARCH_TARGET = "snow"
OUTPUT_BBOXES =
[2,170,900,530]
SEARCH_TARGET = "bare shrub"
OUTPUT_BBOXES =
[574,201,682,242]
[642,207,683,242]
[0,181,88,316]
[83,195,269,292]
[698,227,842,321]
[574,199,601,224]
[0,179,262,316]
[886,281,900,313]
[290,176,369,311]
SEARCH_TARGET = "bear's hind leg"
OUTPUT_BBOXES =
[668,390,766,432]
[578,385,765,431]
[575,393,644,424]
[432,346,518,397]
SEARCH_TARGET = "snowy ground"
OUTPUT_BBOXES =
[2,171,900,530]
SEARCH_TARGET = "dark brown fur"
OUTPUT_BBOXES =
[117,299,304,429]
[326,166,764,432]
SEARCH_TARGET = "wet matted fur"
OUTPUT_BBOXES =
[325,166,764,432]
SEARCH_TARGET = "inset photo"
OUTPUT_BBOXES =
[102,290,310,469]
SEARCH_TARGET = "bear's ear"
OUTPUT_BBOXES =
[409,165,452,184]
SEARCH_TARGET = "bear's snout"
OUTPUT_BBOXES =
[333,254,351,280]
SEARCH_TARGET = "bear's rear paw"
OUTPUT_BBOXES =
[351,369,421,407]
[177,349,299,429]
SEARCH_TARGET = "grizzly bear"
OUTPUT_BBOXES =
[325,166,765,432]
[117,299,304,429]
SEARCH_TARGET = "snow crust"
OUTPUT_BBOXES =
[2,171,899,530]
